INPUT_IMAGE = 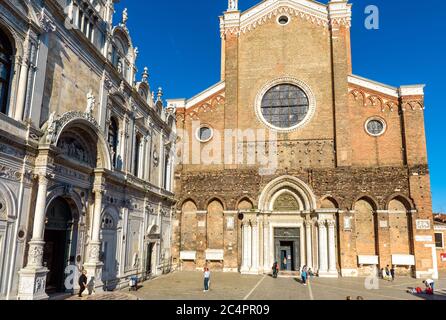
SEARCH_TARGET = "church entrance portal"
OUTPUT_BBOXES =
[43,197,77,294]
[274,228,300,271]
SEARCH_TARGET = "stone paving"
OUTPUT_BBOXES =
[55,271,446,300]
[129,271,446,301]
[62,292,138,300]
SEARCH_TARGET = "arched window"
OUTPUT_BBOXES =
[0,28,12,115]
[108,118,119,167]
[133,135,141,177]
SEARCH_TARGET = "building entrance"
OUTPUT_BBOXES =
[274,228,300,271]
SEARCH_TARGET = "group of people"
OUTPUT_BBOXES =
[407,279,435,295]
[381,265,396,281]
[271,262,315,285]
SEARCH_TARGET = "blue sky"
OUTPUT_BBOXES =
[115,0,446,212]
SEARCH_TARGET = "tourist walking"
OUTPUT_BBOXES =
[203,267,211,292]
[384,265,391,281]
[282,257,287,270]
[272,261,279,278]
[301,265,308,286]
[390,266,395,282]
[78,270,88,297]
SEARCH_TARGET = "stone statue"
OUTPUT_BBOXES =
[44,111,57,144]
[122,8,128,25]
[117,58,123,74]
[86,89,96,114]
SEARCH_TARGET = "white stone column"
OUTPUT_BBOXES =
[84,175,105,292]
[318,220,328,274]
[251,220,259,273]
[240,221,249,273]
[263,221,270,272]
[305,220,313,269]
[14,32,31,121]
[18,174,50,300]
[247,222,252,271]
[327,220,338,275]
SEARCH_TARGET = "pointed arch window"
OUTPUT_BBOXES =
[0,29,12,115]
[133,135,142,177]
[108,117,119,167]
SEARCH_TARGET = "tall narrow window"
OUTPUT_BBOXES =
[0,29,12,115]
[163,154,169,190]
[134,135,141,177]
[108,118,119,167]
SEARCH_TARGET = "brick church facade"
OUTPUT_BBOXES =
[169,0,438,278]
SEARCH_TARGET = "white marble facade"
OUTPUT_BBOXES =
[0,0,176,300]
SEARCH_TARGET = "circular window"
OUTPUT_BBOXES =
[255,78,316,132]
[260,84,309,129]
[278,15,290,25]
[365,118,386,136]
[196,126,213,143]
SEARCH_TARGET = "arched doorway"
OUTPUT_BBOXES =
[100,212,118,290]
[146,225,160,277]
[43,197,78,294]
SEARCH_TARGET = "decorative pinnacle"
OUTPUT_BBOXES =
[157,87,163,101]
[142,67,149,83]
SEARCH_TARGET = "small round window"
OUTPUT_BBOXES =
[196,126,213,143]
[278,15,290,25]
[365,118,386,136]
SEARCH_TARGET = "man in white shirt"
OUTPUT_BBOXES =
[424,279,435,293]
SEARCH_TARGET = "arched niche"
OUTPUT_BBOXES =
[180,200,197,251]
[354,198,378,256]
[207,199,224,249]
[387,197,412,256]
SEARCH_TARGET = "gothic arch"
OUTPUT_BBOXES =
[319,196,340,209]
[0,22,22,57]
[0,181,17,219]
[111,26,135,63]
[258,175,317,211]
[206,197,226,211]
[101,205,121,229]
[45,185,84,222]
[385,194,414,211]
[50,113,112,170]
[147,224,160,235]
[351,194,379,211]
[236,197,255,211]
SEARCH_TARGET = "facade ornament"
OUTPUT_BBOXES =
[134,47,139,60]
[89,244,100,260]
[28,244,44,266]
[153,150,159,167]
[86,89,96,114]
[142,67,149,83]
[122,8,128,26]
[44,111,101,146]
[157,87,163,102]
[39,9,57,33]
[117,58,123,74]
[104,77,113,91]
[119,81,125,92]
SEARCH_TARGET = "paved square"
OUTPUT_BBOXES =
[129,272,446,301]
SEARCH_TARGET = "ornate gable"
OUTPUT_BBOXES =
[220,0,351,38]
